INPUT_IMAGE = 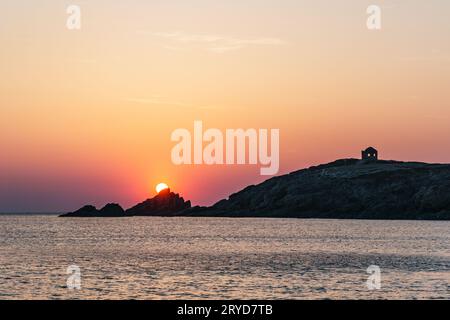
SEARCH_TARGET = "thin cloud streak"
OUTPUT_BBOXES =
[147,31,287,53]
[123,97,217,110]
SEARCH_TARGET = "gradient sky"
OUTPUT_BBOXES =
[1,0,450,212]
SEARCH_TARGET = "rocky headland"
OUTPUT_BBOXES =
[60,159,450,220]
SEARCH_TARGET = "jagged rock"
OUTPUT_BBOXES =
[125,188,191,216]
[60,203,125,217]
[60,189,190,218]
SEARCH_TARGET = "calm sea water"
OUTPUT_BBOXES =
[0,215,448,300]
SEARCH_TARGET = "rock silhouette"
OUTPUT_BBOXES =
[183,159,450,220]
[61,159,450,220]
[61,203,125,217]
[99,203,125,216]
[63,205,98,217]
[60,189,190,217]
[125,188,191,216]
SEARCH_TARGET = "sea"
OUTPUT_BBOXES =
[0,214,448,299]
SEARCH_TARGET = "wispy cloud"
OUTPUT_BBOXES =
[123,96,217,110]
[124,97,190,107]
[147,31,287,53]
[399,49,450,62]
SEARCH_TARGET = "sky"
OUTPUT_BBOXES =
[1,0,450,212]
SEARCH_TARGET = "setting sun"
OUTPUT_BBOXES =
[156,183,169,193]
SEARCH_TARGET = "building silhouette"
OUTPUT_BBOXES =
[362,147,378,161]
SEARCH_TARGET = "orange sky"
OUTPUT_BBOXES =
[1,1,450,212]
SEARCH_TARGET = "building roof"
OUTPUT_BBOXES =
[363,147,377,153]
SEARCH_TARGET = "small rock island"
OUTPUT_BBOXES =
[60,148,450,220]
[60,188,191,217]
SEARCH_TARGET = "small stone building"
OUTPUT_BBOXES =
[361,147,378,161]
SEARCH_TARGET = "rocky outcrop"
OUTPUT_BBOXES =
[60,159,450,220]
[60,189,191,217]
[125,188,191,216]
[60,203,125,217]
[99,203,125,217]
[183,159,450,220]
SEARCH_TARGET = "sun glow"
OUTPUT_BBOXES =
[156,183,169,193]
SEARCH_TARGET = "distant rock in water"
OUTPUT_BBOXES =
[99,203,125,217]
[183,159,450,220]
[60,203,125,217]
[61,205,98,217]
[60,189,190,217]
[125,188,191,216]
